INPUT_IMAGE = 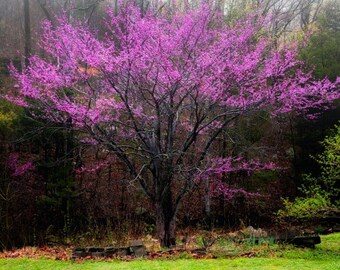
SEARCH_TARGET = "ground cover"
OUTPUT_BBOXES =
[0,233,339,270]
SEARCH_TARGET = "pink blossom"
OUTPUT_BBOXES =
[5,3,339,204]
[8,153,35,177]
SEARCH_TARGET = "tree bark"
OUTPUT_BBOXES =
[155,201,176,248]
[23,0,31,67]
[155,182,177,247]
[204,177,212,229]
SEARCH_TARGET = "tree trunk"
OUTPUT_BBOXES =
[204,177,212,229]
[155,203,176,247]
[23,0,31,67]
[155,185,176,247]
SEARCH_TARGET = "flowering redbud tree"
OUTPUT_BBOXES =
[6,3,339,246]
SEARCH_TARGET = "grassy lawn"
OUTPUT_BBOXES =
[0,257,339,270]
[0,233,339,270]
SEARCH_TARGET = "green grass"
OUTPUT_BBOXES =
[278,233,340,262]
[0,257,339,270]
[0,233,339,270]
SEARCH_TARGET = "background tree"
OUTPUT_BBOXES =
[300,0,340,81]
[24,0,31,67]
[291,0,340,193]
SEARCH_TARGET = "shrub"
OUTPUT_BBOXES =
[277,193,332,221]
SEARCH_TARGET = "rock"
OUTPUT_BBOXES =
[87,247,104,252]
[289,235,321,248]
[129,240,144,247]
[130,245,147,257]
[116,247,130,256]
[86,247,105,257]
[72,243,147,258]
[92,251,105,257]
[72,248,86,259]
[104,246,117,257]
[129,240,147,257]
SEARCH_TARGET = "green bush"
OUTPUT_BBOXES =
[277,193,331,221]
[316,123,340,204]
[278,122,340,222]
